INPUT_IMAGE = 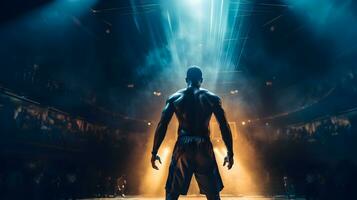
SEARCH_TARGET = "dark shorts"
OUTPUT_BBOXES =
[165,135,223,195]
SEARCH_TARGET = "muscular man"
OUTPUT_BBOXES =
[151,66,234,200]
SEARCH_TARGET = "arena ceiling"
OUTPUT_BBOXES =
[0,0,356,126]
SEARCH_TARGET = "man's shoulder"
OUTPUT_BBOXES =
[167,89,185,102]
[199,88,215,95]
[199,88,221,101]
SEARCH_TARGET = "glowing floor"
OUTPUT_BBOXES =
[84,195,305,200]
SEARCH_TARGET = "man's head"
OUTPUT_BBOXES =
[185,66,203,87]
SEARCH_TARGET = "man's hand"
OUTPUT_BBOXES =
[151,154,162,170]
[223,154,234,170]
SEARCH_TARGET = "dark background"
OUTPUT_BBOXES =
[0,0,357,199]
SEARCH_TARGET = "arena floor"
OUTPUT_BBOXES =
[84,195,305,200]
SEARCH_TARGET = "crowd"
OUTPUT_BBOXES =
[261,160,357,200]
[0,159,127,200]
[241,114,357,199]
[0,92,131,150]
[243,116,353,144]
[278,117,352,143]
[0,93,134,199]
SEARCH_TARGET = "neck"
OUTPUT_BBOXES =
[187,82,200,89]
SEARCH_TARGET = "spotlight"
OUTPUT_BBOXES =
[147,122,152,126]
[153,91,162,96]
[241,121,246,126]
[182,0,205,19]
[185,0,203,8]
[230,90,239,95]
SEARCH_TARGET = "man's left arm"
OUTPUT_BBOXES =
[213,96,234,169]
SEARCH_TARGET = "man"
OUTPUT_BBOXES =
[151,66,234,200]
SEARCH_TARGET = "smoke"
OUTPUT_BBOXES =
[118,0,357,196]
[125,0,265,195]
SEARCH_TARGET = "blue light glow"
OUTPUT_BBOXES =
[132,0,252,89]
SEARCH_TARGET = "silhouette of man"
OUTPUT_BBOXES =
[151,66,234,200]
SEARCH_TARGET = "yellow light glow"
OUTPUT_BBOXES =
[139,146,171,195]
[138,112,263,196]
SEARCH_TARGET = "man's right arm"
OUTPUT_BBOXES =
[150,97,175,170]
[151,98,175,156]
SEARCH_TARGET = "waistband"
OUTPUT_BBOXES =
[178,129,210,139]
